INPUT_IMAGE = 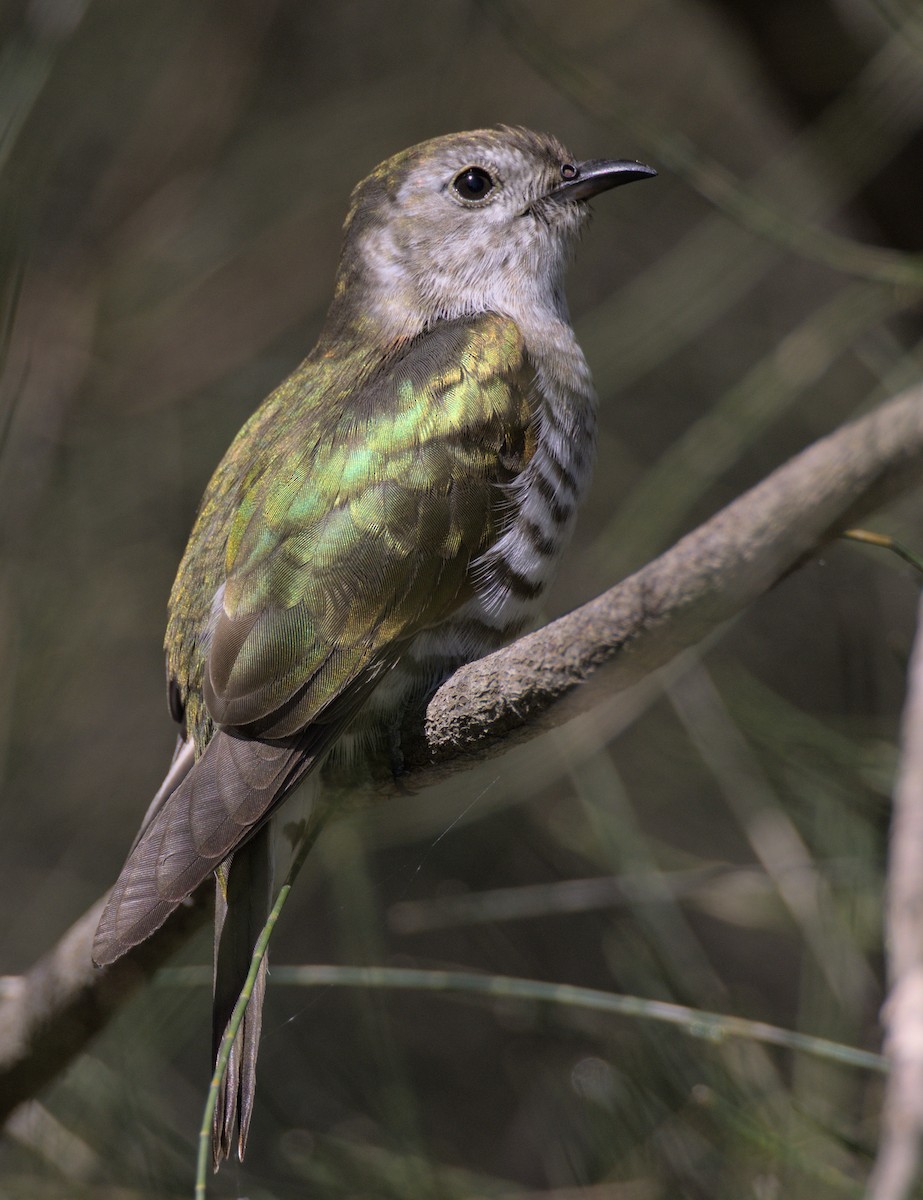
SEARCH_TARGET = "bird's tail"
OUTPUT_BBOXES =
[211,823,273,1166]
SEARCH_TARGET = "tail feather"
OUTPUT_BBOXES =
[212,824,273,1165]
[92,710,366,1161]
[92,733,313,967]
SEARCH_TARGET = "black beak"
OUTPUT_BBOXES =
[550,158,656,202]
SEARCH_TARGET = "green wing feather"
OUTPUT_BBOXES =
[169,312,531,744]
[93,313,534,962]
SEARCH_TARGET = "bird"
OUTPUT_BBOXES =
[92,126,655,1166]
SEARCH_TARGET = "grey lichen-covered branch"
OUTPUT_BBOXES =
[1,384,923,1125]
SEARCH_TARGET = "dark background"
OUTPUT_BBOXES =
[1,1,922,1196]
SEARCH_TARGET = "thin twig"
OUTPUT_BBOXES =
[162,963,887,1077]
[842,528,923,575]
[867,591,923,1200]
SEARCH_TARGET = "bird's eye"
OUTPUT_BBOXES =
[452,166,496,203]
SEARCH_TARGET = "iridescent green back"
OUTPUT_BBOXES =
[166,313,534,750]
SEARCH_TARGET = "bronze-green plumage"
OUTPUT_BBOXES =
[169,315,531,750]
[93,126,654,1166]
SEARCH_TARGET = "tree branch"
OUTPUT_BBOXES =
[407,384,923,776]
[868,589,923,1200]
[2,385,922,1124]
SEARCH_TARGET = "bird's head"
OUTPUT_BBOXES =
[325,126,655,344]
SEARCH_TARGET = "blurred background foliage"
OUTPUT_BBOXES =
[0,0,922,1196]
